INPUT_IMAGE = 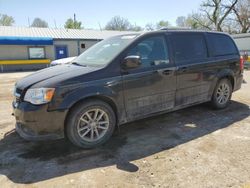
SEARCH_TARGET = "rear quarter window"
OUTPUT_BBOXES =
[207,33,238,57]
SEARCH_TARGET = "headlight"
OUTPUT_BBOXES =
[24,88,55,105]
[13,85,16,96]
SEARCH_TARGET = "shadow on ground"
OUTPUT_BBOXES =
[0,101,249,184]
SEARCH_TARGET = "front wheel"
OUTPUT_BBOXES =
[211,78,232,109]
[66,100,116,148]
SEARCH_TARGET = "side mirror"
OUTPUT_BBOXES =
[122,55,141,69]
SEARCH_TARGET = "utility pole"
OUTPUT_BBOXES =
[74,13,76,29]
[28,17,30,27]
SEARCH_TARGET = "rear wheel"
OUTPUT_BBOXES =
[211,78,232,109]
[66,100,116,148]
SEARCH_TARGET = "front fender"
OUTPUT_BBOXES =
[59,85,117,109]
[48,77,127,124]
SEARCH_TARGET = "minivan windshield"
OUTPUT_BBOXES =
[72,34,138,67]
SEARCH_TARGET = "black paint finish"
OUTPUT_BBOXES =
[13,30,243,140]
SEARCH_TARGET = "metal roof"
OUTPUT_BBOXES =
[0,26,134,40]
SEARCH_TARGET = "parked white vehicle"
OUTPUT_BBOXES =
[50,56,77,66]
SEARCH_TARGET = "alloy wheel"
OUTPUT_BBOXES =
[216,83,230,105]
[77,108,109,142]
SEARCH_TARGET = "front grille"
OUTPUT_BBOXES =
[16,88,22,95]
[16,96,21,103]
[14,87,23,103]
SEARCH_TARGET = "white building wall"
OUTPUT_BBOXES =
[233,37,250,51]
[0,40,100,60]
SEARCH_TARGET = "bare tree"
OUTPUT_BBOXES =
[194,0,238,31]
[105,16,131,31]
[174,0,249,33]
[31,18,48,28]
[232,0,250,33]
[192,12,213,30]
[145,23,155,31]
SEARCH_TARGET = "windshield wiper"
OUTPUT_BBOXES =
[71,62,87,67]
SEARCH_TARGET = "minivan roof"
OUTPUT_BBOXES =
[117,29,230,38]
[155,29,227,34]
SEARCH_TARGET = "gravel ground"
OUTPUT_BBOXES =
[0,71,250,188]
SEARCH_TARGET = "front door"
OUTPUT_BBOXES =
[55,46,68,59]
[122,34,177,121]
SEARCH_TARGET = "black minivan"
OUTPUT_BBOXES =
[13,30,243,148]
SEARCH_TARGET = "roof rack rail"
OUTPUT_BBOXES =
[159,27,192,31]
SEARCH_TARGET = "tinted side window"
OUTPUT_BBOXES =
[208,33,238,56]
[127,36,169,68]
[171,33,207,64]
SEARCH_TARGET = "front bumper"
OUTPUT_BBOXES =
[13,101,68,141]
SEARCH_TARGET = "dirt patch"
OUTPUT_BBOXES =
[0,71,249,187]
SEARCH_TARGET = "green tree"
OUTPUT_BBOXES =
[31,18,48,28]
[156,20,171,29]
[64,18,82,29]
[0,14,15,26]
[145,20,171,31]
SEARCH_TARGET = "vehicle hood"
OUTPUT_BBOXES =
[51,56,77,65]
[16,64,101,90]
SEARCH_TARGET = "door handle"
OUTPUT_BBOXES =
[178,67,188,72]
[162,69,173,75]
[156,68,176,75]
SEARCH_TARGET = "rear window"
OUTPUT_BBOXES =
[208,33,238,57]
[171,33,207,64]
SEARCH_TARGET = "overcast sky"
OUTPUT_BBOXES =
[0,0,202,29]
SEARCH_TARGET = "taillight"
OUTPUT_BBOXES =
[240,56,244,71]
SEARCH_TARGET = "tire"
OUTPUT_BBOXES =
[66,100,116,148]
[211,78,232,109]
